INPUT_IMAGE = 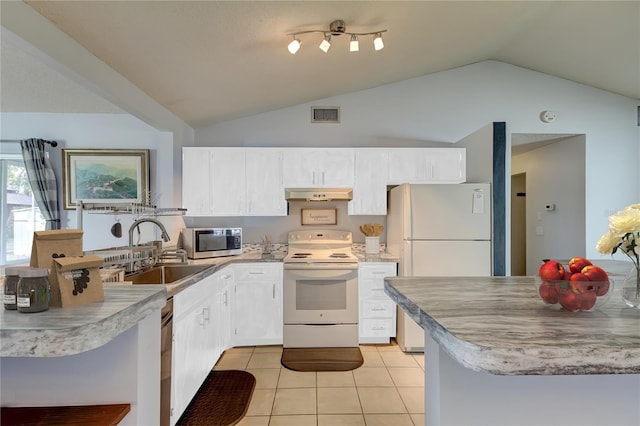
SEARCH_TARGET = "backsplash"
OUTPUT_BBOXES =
[242,243,386,257]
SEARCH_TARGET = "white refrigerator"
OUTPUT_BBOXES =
[387,183,492,352]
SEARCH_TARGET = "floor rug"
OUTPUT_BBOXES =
[176,370,255,426]
[281,347,364,371]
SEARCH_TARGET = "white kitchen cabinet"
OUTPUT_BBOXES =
[283,148,355,188]
[183,148,286,217]
[213,269,234,360]
[170,267,234,425]
[349,149,389,215]
[358,263,398,344]
[245,149,287,216]
[182,147,247,216]
[171,274,218,425]
[210,149,247,215]
[182,148,213,216]
[387,148,466,184]
[232,263,283,346]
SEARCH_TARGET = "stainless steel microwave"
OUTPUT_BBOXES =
[182,228,242,259]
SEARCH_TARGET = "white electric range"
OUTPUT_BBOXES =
[282,230,359,348]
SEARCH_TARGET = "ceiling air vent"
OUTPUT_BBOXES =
[311,107,340,123]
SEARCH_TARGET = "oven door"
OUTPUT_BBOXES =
[283,264,358,325]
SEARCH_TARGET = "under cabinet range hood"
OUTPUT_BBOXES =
[285,188,353,202]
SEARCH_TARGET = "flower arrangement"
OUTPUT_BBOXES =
[596,203,640,298]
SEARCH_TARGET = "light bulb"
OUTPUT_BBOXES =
[374,33,384,51]
[319,34,331,53]
[288,38,301,54]
[349,34,359,52]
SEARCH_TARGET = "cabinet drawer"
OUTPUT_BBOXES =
[359,283,394,300]
[234,264,282,282]
[361,299,395,319]
[359,265,397,281]
[360,319,395,337]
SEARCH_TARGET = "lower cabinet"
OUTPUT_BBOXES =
[170,268,233,426]
[358,263,398,344]
[233,263,283,346]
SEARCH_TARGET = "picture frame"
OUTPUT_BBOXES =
[62,149,149,209]
[301,208,337,226]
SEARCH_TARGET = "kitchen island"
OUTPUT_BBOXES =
[0,285,166,425]
[384,276,640,426]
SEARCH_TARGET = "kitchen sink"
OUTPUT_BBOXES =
[126,264,211,285]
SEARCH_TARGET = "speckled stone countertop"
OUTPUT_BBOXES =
[0,285,166,357]
[384,276,640,376]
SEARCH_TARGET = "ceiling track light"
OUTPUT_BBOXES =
[287,37,301,54]
[319,33,331,53]
[287,19,387,54]
[350,34,359,52]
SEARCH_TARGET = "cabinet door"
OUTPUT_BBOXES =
[387,149,424,184]
[246,149,286,216]
[283,149,354,188]
[233,263,283,346]
[424,148,466,182]
[214,269,234,357]
[388,148,466,184]
[210,149,246,215]
[318,149,354,187]
[349,149,388,215]
[282,149,317,187]
[171,278,216,425]
[182,148,212,216]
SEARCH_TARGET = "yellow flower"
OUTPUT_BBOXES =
[608,207,640,235]
[596,230,622,254]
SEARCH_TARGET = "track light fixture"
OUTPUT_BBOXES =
[319,34,331,53]
[349,34,359,52]
[287,19,387,54]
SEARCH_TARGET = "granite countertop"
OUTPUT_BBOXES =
[0,285,166,357]
[384,276,640,376]
[0,248,397,358]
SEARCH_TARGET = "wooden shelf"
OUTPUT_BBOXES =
[1,404,131,425]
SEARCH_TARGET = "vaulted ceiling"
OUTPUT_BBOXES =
[2,1,639,127]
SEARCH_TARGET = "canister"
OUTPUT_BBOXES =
[3,266,26,310]
[17,268,50,313]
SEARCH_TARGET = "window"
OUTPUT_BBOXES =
[1,153,45,266]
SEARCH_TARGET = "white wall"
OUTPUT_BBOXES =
[512,136,586,275]
[196,61,640,259]
[1,113,184,251]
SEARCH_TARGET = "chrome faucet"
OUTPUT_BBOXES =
[128,218,171,247]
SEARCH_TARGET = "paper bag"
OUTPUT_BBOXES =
[30,229,84,270]
[50,255,105,307]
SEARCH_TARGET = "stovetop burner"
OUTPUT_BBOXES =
[329,253,349,258]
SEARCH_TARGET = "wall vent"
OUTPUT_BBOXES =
[311,107,340,123]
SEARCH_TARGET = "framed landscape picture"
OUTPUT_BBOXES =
[62,149,149,209]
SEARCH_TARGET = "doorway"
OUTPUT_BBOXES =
[511,134,586,275]
[511,173,526,275]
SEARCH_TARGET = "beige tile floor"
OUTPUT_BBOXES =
[214,341,425,426]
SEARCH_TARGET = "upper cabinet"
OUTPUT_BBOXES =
[349,149,389,215]
[388,148,466,184]
[182,148,286,217]
[283,148,355,188]
[182,148,214,216]
[184,147,466,217]
[210,149,247,216]
[245,149,287,216]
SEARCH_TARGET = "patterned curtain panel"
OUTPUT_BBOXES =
[20,139,60,230]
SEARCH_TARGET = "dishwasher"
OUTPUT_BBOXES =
[160,297,173,426]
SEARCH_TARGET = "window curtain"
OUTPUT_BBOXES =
[20,139,60,230]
